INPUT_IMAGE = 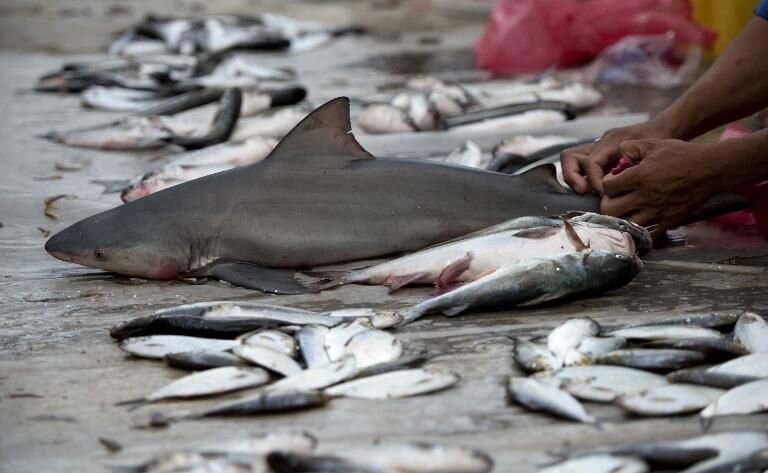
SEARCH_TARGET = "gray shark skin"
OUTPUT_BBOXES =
[45,97,601,294]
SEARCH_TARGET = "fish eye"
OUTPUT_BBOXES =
[95,249,105,260]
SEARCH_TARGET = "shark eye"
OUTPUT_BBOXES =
[95,249,105,260]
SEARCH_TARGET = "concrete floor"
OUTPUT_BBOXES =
[1,25,768,473]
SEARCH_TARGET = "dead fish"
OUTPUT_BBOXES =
[151,390,328,426]
[233,344,303,377]
[707,353,768,377]
[231,106,308,140]
[239,330,297,358]
[444,140,486,169]
[318,223,635,293]
[109,451,255,473]
[268,355,356,392]
[357,104,415,133]
[700,379,768,420]
[81,86,164,112]
[201,431,317,456]
[119,335,237,360]
[322,308,403,329]
[547,318,600,364]
[607,325,724,341]
[624,311,744,329]
[508,377,596,424]
[538,454,649,473]
[616,384,724,416]
[450,110,567,133]
[513,338,560,372]
[324,319,373,362]
[344,329,402,370]
[156,301,321,320]
[666,367,761,389]
[325,368,459,400]
[399,250,641,324]
[164,350,247,370]
[593,349,707,371]
[563,336,627,366]
[120,366,270,406]
[350,353,430,380]
[638,337,749,356]
[41,115,183,150]
[536,366,668,402]
[269,442,493,473]
[295,325,330,369]
[488,135,577,174]
[566,213,653,255]
[734,312,768,353]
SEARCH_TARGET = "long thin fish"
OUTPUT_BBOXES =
[268,355,356,392]
[164,350,246,370]
[118,335,237,360]
[593,349,707,371]
[325,368,460,400]
[536,366,667,402]
[607,325,724,341]
[666,367,761,389]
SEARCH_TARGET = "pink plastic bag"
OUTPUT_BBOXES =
[475,0,716,75]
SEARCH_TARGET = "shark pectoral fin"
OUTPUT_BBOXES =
[434,253,473,292]
[517,164,570,194]
[208,260,313,294]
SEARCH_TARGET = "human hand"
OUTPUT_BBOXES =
[561,120,674,195]
[599,139,720,232]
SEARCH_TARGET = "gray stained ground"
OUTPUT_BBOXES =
[1,29,768,473]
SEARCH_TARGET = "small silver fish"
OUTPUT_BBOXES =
[707,353,768,377]
[324,319,374,362]
[344,329,403,370]
[666,367,760,389]
[538,454,649,473]
[325,368,460,400]
[119,335,237,360]
[547,318,601,364]
[512,338,560,372]
[233,344,303,377]
[133,366,271,404]
[295,325,330,369]
[164,350,246,370]
[607,325,724,341]
[638,337,749,356]
[623,310,744,329]
[508,377,595,424]
[616,384,723,416]
[268,355,356,392]
[734,312,768,353]
[536,366,667,402]
[700,379,768,420]
[238,329,297,358]
[563,336,627,366]
[593,348,706,371]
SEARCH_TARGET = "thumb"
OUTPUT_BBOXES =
[619,140,656,164]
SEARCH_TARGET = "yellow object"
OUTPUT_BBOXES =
[693,0,760,57]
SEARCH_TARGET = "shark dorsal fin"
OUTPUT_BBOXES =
[262,97,374,166]
[517,164,569,193]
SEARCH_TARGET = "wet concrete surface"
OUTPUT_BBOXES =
[1,26,768,473]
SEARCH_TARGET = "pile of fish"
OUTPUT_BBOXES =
[357,76,603,134]
[507,311,768,430]
[110,431,493,473]
[110,301,460,427]
[539,430,768,473]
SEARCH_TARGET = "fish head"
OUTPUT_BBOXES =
[45,206,184,280]
[578,225,637,255]
[582,250,643,289]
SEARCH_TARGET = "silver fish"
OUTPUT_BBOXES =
[239,330,297,358]
[563,336,627,366]
[344,329,403,370]
[593,348,706,371]
[268,355,356,392]
[513,338,560,372]
[538,455,649,473]
[616,384,724,416]
[624,311,744,329]
[700,379,768,419]
[607,325,724,341]
[322,308,403,329]
[295,325,330,369]
[547,318,601,364]
[508,377,595,424]
[400,251,640,324]
[324,319,373,362]
[81,86,163,112]
[666,367,761,389]
[164,351,247,370]
[707,353,768,377]
[734,312,768,353]
[638,337,749,356]
[350,353,430,380]
[233,344,303,377]
[137,366,270,403]
[43,116,188,150]
[535,366,668,402]
[357,104,415,134]
[119,335,237,360]
[325,368,460,400]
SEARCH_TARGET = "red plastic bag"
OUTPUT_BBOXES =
[475,0,716,76]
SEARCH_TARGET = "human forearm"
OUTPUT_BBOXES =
[707,127,768,193]
[653,18,768,140]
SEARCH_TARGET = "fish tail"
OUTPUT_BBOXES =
[305,270,356,291]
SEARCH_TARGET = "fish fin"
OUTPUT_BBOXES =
[208,260,314,294]
[384,271,430,293]
[261,97,374,167]
[514,226,562,239]
[311,272,353,291]
[562,218,589,250]
[442,303,470,317]
[517,164,569,193]
[435,253,473,290]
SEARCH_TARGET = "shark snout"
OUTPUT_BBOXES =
[44,225,85,263]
